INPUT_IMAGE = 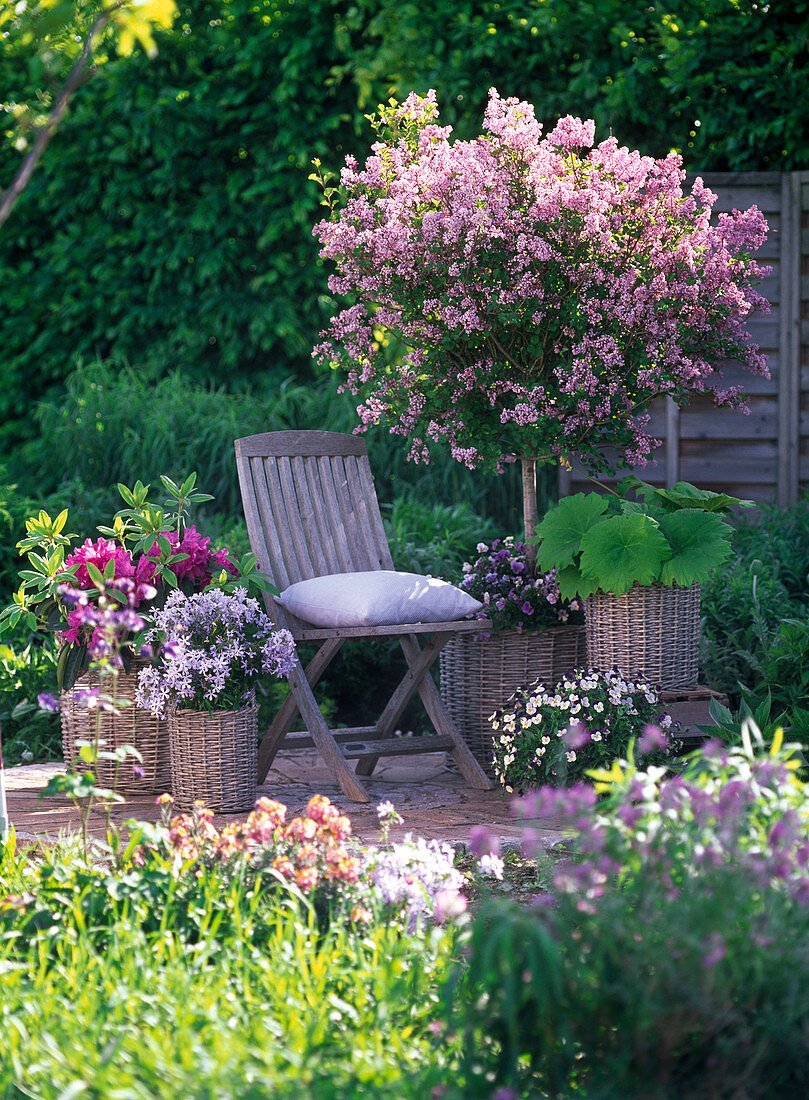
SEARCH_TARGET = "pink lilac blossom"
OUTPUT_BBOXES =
[312,88,771,480]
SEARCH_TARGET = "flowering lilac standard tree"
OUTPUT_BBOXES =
[312,88,770,553]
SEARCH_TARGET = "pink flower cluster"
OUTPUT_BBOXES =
[60,529,237,647]
[313,88,771,476]
[154,794,363,900]
[145,525,237,588]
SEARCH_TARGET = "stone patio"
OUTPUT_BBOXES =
[4,750,566,850]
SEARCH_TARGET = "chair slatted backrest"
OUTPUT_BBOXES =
[235,431,395,629]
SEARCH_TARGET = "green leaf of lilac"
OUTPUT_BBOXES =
[656,510,733,586]
[534,493,610,570]
[578,513,671,595]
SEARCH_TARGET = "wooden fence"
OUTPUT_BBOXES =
[559,171,809,506]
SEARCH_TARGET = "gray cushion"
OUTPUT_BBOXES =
[275,570,482,628]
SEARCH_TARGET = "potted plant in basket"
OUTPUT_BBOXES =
[490,667,676,793]
[533,478,754,690]
[440,536,585,767]
[0,473,271,792]
[135,587,296,812]
[311,87,769,763]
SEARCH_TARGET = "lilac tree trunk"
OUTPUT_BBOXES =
[521,456,538,575]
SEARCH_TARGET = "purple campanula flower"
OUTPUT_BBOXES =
[37,693,60,713]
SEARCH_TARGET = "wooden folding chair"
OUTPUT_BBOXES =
[234,430,494,802]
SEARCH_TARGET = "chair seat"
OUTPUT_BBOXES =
[291,616,492,642]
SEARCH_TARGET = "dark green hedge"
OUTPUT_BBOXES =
[0,0,368,448]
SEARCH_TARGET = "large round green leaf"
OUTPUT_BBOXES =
[656,510,733,586]
[534,493,610,571]
[556,564,599,601]
[578,513,671,595]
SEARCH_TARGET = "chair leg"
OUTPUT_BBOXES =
[355,633,451,776]
[257,638,345,782]
[400,635,494,791]
[287,657,371,803]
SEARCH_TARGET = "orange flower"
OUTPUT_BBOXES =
[272,856,295,879]
[350,905,373,924]
[285,816,318,841]
[294,866,319,892]
[254,797,287,826]
[295,842,319,866]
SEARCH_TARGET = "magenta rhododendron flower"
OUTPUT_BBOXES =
[313,88,771,498]
[63,538,135,589]
[146,526,238,587]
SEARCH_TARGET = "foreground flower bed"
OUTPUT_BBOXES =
[4,729,809,1099]
[0,796,476,1100]
[455,726,809,1098]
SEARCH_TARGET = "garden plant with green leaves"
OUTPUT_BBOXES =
[0,472,270,690]
[452,723,809,1098]
[534,478,754,599]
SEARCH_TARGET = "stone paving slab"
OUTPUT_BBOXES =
[4,752,566,849]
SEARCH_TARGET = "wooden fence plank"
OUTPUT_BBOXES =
[777,173,802,503]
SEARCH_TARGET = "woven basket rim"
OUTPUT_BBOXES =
[168,701,259,719]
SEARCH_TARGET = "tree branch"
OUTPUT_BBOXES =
[0,5,123,231]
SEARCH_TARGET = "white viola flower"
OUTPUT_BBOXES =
[541,735,550,745]
[565,751,576,762]
[477,853,505,881]
[592,731,602,741]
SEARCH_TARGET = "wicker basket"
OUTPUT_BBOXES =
[60,657,170,794]
[440,625,586,767]
[584,582,701,691]
[168,702,258,812]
